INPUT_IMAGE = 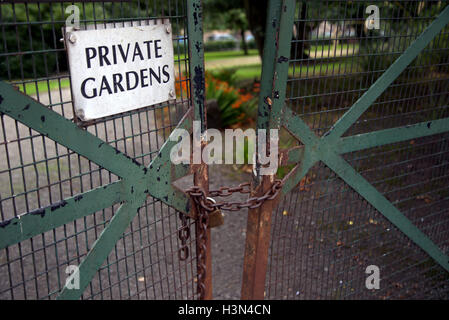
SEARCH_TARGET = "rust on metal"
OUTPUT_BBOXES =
[186,180,283,212]
[186,0,212,300]
[241,176,282,300]
[193,140,212,300]
[241,0,296,300]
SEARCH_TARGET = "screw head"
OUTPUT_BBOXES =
[169,89,175,98]
[68,32,77,44]
[166,25,171,34]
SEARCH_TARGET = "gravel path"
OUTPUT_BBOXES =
[208,165,251,300]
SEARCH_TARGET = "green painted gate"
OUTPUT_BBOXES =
[0,0,208,299]
[1,0,449,300]
[242,0,449,299]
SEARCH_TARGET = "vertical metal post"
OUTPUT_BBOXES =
[187,0,212,300]
[241,0,296,300]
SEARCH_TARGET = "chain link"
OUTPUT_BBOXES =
[186,179,283,212]
[194,197,208,299]
[177,211,190,261]
[177,179,284,299]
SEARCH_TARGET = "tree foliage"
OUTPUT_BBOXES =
[203,0,250,54]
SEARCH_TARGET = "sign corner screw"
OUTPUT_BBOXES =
[68,32,77,44]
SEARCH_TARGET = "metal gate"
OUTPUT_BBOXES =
[242,0,449,299]
[0,0,210,300]
[1,0,449,301]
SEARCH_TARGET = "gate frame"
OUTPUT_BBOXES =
[241,0,297,300]
[242,0,449,299]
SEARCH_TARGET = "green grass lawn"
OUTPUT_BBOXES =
[234,64,262,80]
[233,60,356,81]
[15,50,258,95]
[204,49,258,61]
[14,49,353,94]
[18,78,71,96]
[177,49,258,62]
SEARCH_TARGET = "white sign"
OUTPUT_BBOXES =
[65,20,175,120]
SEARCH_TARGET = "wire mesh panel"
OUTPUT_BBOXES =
[266,0,449,299]
[0,0,198,299]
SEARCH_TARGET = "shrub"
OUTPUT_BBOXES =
[210,67,239,86]
[359,23,449,80]
[175,69,259,128]
[205,73,242,127]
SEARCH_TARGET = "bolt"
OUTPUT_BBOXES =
[68,32,77,44]
[169,89,175,98]
[166,25,171,34]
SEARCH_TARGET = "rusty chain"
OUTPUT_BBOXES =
[177,211,190,261]
[186,179,283,212]
[177,179,284,299]
[189,192,209,299]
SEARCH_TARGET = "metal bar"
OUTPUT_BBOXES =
[283,116,449,164]
[0,81,145,180]
[241,0,283,300]
[339,117,449,154]
[241,0,296,300]
[143,110,192,215]
[324,4,449,141]
[281,105,449,274]
[187,0,206,134]
[320,152,449,274]
[53,108,193,299]
[279,146,304,166]
[57,190,147,300]
[0,181,124,249]
[280,148,316,196]
[282,104,320,147]
[186,0,211,300]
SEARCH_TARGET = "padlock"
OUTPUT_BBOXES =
[206,197,224,228]
[208,209,225,228]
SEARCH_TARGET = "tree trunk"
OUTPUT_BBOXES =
[354,4,366,38]
[291,1,310,60]
[244,0,268,56]
[244,0,309,60]
[241,28,249,55]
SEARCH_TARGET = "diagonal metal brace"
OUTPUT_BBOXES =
[0,81,191,217]
[0,81,195,299]
[282,106,449,274]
